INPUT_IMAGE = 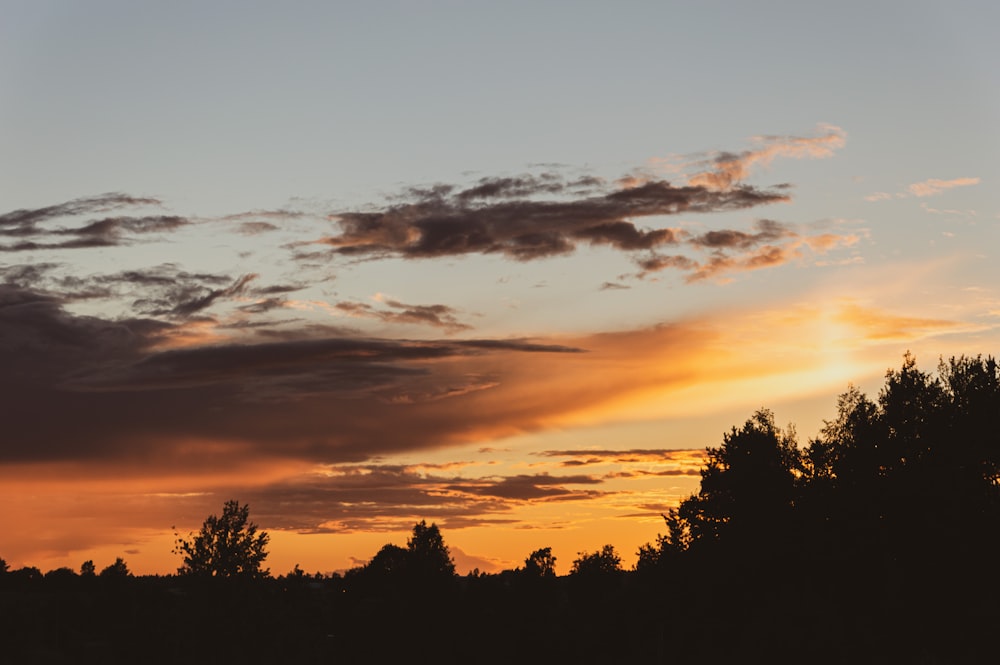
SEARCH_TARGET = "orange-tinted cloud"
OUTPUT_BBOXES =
[834,301,969,342]
[687,124,846,190]
[866,177,981,203]
[907,177,980,197]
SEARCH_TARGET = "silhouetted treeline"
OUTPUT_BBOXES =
[2,354,998,664]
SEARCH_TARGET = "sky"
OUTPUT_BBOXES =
[1,0,999,576]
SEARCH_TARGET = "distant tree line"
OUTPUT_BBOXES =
[2,353,998,663]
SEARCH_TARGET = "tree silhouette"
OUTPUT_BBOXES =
[676,409,800,551]
[522,547,557,578]
[80,559,96,577]
[99,557,130,578]
[366,543,411,577]
[406,520,455,578]
[175,500,269,578]
[570,544,622,576]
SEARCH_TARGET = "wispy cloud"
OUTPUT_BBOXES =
[637,220,862,282]
[865,177,981,203]
[0,193,162,229]
[0,194,177,252]
[834,301,971,342]
[907,177,980,197]
[335,295,472,332]
[686,124,846,190]
[688,218,791,250]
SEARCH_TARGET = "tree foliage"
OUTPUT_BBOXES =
[175,500,269,578]
[570,544,621,576]
[406,520,455,578]
[640,353,1000,570]
[366,543,410,577]
[99,557,130,578]
[522,547,557,578]
[674,409,799,552]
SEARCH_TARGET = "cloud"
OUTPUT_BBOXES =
[238,221,281,235]
[447,473,604,500]
[0,193,162,229]
[635,254,698,275]
[688,218,791,250]
[1,128,853,298]
[637,221,863,282]
[687,124,846,190]
[835,301,969,342]
[335,296,472,332]
[537,448,706,466]
[919,203,977,217]
[0,194,180,251]
[164,273,258,318]
[316,175,787,262]
[801,232,861,253]
[195,464,613,534]
[0,284,588,467]
[907,177,980,197]
[866,177,981,202]
[0,129,863,474]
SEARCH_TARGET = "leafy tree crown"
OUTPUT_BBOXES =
[175,500,270,578]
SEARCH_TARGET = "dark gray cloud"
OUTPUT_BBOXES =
[688,218,790,249]
[0,194,180,252]
[635,254,698,275]
[0,284,584,466]
[160,273,258,318]
[1,215,189,252]
[319,175,788,261]
[0,262,271,322]
[171,465,615,534]
[448,473,604,500]
[0,193,162,229]
[604,468,702,478]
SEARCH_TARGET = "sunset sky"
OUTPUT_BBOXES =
[2,1,998,576]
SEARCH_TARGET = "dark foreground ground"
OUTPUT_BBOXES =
[2,555,995,665]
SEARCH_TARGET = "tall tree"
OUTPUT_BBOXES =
[678,409,800,549]
[406,520,455,578]
[175,500,269,578]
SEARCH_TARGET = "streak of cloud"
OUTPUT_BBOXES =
[907,177,980,197]
[865,177,981,202]
[0,194,180,252]
[686,124,846,190]
[0,193,162,230]
[335,296,472,333]
[637,223,861,282]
